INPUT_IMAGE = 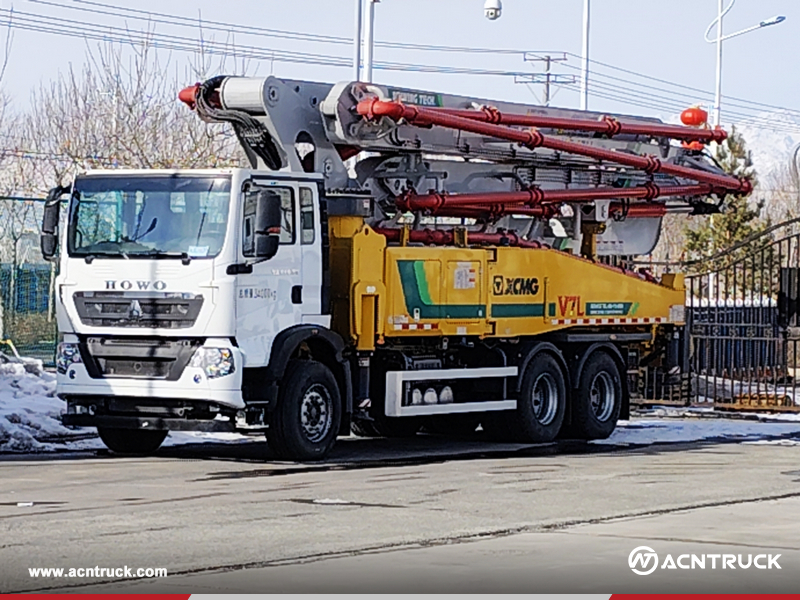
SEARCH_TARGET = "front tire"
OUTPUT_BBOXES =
[267,360,342,461]
[97,427,168,455]
[572,351,623,440]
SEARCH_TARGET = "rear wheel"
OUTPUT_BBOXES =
[267,360,341,461]
[97,427,168,455]
[572,351,623,440]
[484,353,566,443]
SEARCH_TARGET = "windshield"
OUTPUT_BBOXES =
[68,175,232,259]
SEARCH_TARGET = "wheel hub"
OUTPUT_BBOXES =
[300,384,332,443]
[531,373,558,426]
[590,371,615,422]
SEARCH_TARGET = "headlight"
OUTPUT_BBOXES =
[190,347,235,379]
[56,342,82,374]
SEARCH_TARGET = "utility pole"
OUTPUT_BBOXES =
[516,53,576,107]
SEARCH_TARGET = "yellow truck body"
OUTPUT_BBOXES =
[330,216,685,351]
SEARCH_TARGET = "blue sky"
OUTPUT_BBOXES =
[0,0,797,127]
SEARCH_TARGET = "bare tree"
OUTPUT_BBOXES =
[21,34,248,194]
[761,166,800,225]
[0,31,250,351]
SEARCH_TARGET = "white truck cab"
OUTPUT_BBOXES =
[44,167,347,458]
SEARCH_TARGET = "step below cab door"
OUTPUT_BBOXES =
[236,180,303,367]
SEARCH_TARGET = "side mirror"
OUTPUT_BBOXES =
[40,185,69,261]
[254,190,282,259]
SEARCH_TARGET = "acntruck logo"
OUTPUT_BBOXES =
[629,546,659,575]
[628,546,782,575]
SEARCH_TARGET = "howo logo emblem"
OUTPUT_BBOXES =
[629,546,659,576]
[128,300,142,320]
[105,280,167,291]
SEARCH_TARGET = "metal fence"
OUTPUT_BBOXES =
[683,221,800,410]
[0,197,58,365]
[634,218,800,409]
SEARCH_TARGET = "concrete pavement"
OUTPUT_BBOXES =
[2,426,800,593]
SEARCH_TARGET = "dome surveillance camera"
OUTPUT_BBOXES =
[484,0,502,20]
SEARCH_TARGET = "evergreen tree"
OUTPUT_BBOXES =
[684,125,765,274]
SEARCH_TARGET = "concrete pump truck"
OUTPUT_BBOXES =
[41,76,750,460]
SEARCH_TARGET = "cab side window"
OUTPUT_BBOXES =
[243,187,295,257]
[300,187,315,245]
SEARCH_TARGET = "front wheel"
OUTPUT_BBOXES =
[97,427,168,455]
[267,360,342,461]
[572,351,623,440]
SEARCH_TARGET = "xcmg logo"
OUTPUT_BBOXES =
[105,280,167,291]
[628,546,781,576]
[492,275,539,296]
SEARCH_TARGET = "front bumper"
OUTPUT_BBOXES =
[62,413,236,432]
[57,343,246,410]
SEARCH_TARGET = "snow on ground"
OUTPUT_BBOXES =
[601,416,800,446]
[2,365,800,454]
[694,375,800,406]
[0,362,78,452]
[0,363,250,453]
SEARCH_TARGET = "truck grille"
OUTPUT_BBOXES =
[79,337,202,380]
[74,292,203,329]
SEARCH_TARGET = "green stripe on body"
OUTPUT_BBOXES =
[397,260,485,319]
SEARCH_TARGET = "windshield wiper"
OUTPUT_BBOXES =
[83,251,130,263]
[130,250,192,265]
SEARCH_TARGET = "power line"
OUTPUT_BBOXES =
[564,52,800,119]
[555,58,800,128]
[0,9,541,77]
[4,3,798,134]
[34,0,797,120]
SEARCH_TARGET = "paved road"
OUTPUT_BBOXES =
[2,424,800,593]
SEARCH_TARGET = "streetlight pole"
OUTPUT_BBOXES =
[579,0,590,111]
[713,0,724,128]
[705,0,785,127]
[363,0,378,83]
[353,0,363,81]
[357,0,595,96]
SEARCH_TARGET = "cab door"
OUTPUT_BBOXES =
[236,180,302,367]
[298,184,325,321]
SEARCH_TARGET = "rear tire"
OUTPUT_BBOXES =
[483,353,566,443]
[267,360,342,461]
[572,351,623,440]
[97,427,167,455]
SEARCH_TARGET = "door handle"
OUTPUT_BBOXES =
[291,285,303,304]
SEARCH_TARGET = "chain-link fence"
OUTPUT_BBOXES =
[0,197,58,365]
